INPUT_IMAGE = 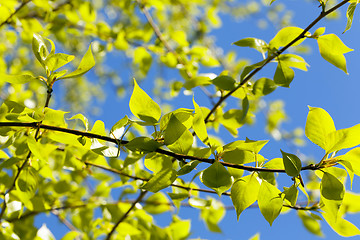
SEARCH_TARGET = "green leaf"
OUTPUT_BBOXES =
[193,97,209,144]
[231,174,260,220]
[326,123,360,153]
[110,115,128,138]
[142,167,177,192]
[258,180,283,226]
[43,107,68,127]
[273,63,294,87]
[283,185,298,206]
[343,3,357,33]
[233,38,268,55]
[177,160,200,175]
[0,74,38,84]
[145,154,172,173]
[212,75,236,91]
[322,212,360,237]
[32,33,49,67]
[15,166,38,201]
[200,161,233,196]
[269,27,306,49]
[305,106,336,151]
[183,76,212,90]
[313,27,326,37]
[125,137,162,153]
[252,78,277,96]
[129,79,161,123]
[317,34,353,73]
[164,114,187,145]
[60,44,95,79]
[320,172,344,201]
[68,113,89,131]
[298,211,323,236]
[342,147,360,176]
[45,53,75,72]
[224,139,268,154]
[143,192,171,214]
[280,150,302,177]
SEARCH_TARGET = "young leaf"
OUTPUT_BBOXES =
[280,150,302,177]
[305,106,336,151]
[233,38,268,55]
[269,27,306,49]
[129,79,161,123]
[326,123,360,153]
[258,180,283,226]
[193,97,209,144]
[252,78,277,96]
[45,53,75,72]
[231,174,260,220]
[343,3,357,33]
[142,167,177,192]
[273,63,294,87]
[212,75,236,91]
[317,34,353,73]
[200,161,233,196]
[125,137,162,153]
[298,211,323,237]
[60,44,95,79]
[322,212,360,237]
[283,185,298,207]
[320,172,344,201]
[32,33,49,67]
[0,74,38,84]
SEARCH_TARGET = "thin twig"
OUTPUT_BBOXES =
[105,190,147,240]
[203,0,350,123]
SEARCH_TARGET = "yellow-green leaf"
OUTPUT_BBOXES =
[269,27,306,49]
[129,79,161,123]
[258,180,283,226]
[61,44,95,79]
[317,34,353,73]
[231,174,260,220]
[305,106,336,151]
[200,161,233,196]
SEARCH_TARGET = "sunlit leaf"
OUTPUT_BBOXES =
[200,161,233,196]
[258,180,283,226]
[231,174,260,219]
[317,34,353,73]
[129,79,161,123]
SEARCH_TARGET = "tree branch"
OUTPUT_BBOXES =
[204,0,350,123]
[0,121,320,173]
[105,190,147,240]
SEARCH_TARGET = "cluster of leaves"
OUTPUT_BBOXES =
[1,0,360,239]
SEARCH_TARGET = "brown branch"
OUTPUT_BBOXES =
[0,0,32,28]
[0,121,320,173]
[105,190,147,240]
[204,0,350,123]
